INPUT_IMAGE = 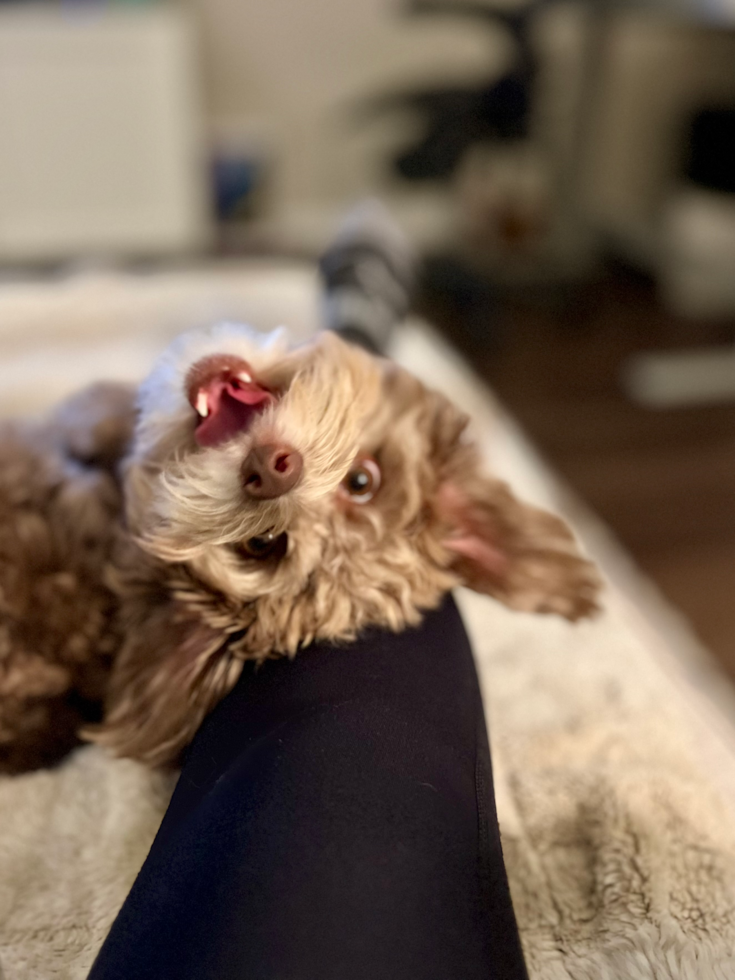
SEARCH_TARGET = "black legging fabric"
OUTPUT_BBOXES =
[87,594,529,980]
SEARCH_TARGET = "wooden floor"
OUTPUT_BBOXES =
[424,263,735,683]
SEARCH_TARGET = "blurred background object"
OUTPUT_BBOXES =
[2,0,735,684]
[0,2,211,261]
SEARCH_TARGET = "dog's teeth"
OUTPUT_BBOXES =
[237,371,252,384]
[195,392,209,418]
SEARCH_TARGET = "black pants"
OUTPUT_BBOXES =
[88,595,528,980]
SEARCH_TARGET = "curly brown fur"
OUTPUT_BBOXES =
[0,384,135,772]
[87,324,601,768]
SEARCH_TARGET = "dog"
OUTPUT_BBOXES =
[79,322,602,768]
[0,383,135,771]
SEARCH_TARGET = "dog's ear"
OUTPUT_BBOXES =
[85,599,242,768]
[437,478,601,621]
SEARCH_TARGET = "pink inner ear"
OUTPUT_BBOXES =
[443,535,507,577]
[437,482,508,577]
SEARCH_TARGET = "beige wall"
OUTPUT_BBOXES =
[188,0,515,242]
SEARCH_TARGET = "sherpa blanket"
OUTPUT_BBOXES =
[1,268,735,979]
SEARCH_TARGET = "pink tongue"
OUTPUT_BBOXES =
[195,379,273,447]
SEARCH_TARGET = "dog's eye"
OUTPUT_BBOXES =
[342,457,381,503]
[235,531,288,560]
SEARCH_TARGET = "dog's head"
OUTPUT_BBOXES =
[123,323,599,657]
[95,323,601,764]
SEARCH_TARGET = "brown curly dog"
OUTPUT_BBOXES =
[0,383,135,771]
[0,325,600,772]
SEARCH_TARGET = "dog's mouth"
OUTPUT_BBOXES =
[186,355,277,448]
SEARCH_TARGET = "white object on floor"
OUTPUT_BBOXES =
[620,187,735,409]
[661,189,735,319]
[624,344,735,408]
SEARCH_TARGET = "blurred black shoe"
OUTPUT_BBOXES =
[319,201,416,355]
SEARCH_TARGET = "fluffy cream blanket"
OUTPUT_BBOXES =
[1,269,735,979]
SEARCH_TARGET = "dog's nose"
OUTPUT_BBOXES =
[241,444,303,499]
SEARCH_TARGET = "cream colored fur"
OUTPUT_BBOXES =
[90,323,598,767]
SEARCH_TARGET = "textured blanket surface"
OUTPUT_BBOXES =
[0,750,173,979]
[1,267,735,979]
[464,591,735,980]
